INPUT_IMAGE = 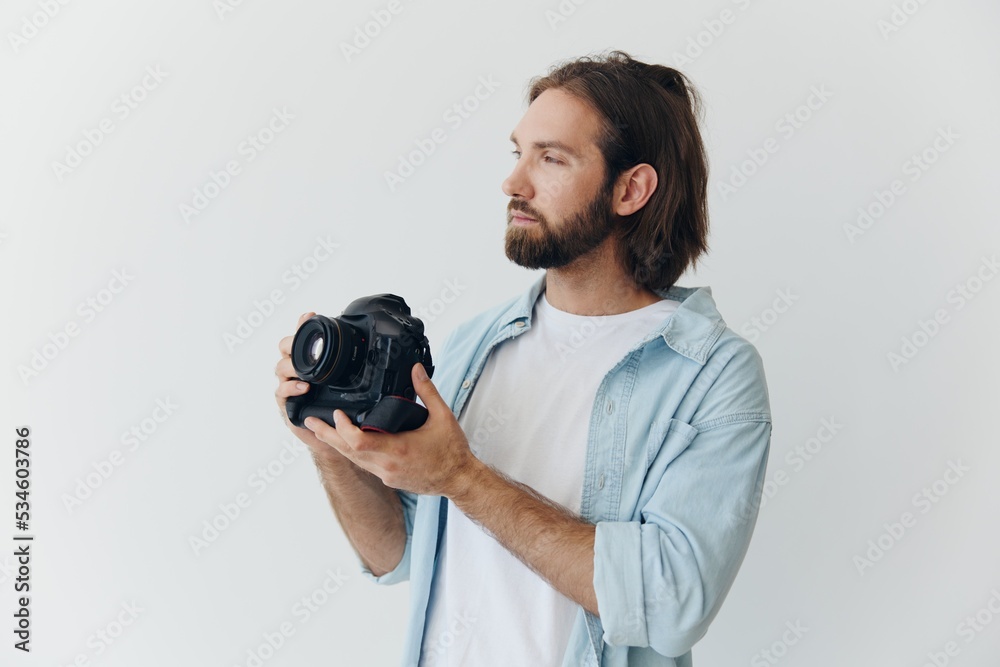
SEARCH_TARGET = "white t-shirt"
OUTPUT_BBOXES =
[419,288,681,667]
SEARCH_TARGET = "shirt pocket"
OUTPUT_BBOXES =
[645,418,698,472]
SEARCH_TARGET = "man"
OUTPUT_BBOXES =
[274,50,771,667]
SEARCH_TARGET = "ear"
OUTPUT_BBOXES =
[612,163,658,217]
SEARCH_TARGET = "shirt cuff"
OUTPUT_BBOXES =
[593,520,648,647]
[359,531,413,585]
[359,488,418,586]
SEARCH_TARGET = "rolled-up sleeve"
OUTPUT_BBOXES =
[359,488,419,586]
[593,343,772,657]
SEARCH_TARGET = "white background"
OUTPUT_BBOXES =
[2,0,999,665]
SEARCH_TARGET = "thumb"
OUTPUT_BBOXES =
[411,363,445,413]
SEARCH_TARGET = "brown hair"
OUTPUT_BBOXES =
[527,50,709,291]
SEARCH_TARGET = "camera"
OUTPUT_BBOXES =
[285,294,434,433]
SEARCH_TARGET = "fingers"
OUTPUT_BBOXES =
[302,417,354,463]
[278,312,316,355]
[275,312,319,436]
[275,379,310,399]
[332,409,364,440]
[275,313,315,408]
[275,356,297,380]
[305,411,379,455]
[411,363,446,416]
[304,415,346,450]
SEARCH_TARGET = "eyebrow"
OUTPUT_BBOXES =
[509,133,583,159]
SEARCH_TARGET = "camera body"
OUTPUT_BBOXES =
[285,294,434,433]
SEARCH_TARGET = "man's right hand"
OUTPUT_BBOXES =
[274,311,339,459]
[274,315,407,578]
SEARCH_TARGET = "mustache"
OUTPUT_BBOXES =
[507,200,545,222]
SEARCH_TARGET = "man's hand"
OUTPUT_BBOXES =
[275,313,408,577]
[303,363,479,496]
[304,360,599,613]
[274,311,338,458]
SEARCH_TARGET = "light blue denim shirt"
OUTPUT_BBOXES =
[360,273,772,667]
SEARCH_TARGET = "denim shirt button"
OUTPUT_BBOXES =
[597,473,605,490]
[461,379,471,389]
[606,399,614,414]
[515,321,526,328]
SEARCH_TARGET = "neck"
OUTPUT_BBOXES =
[542,240,661,316]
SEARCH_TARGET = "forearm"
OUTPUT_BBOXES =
[311,449,407,577]
[450,459,599,616]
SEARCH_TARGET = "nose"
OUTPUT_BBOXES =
[501,158,533,200]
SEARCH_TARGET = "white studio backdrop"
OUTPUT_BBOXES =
[2,0,999,665]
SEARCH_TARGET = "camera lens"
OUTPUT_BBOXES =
[306,332,325,365]
[291,315,367,385]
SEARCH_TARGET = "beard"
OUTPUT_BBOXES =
[504,179,617,270]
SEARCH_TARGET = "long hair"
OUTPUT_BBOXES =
[527,50,710,291]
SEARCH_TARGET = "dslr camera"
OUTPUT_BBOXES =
[285,294,434,433]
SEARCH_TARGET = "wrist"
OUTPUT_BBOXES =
[446,453,489,503]
[310,447,356,478]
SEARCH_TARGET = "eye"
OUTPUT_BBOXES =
[511,150,521,159]
[543,154,564,165]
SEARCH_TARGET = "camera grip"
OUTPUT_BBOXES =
[285,394,321,428]
[359,396,428,434]
[286,394,427,434]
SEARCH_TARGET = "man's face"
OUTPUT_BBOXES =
[502,88,616,269]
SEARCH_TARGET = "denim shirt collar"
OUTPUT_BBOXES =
[493,273,727,365]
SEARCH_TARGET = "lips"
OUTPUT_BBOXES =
[508,207,538,224]
[509,212,538,227]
